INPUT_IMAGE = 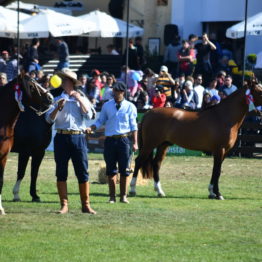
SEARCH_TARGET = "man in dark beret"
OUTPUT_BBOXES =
[87,82,138,204]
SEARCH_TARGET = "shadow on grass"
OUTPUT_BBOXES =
[4,199,57,204]
[129,194,261,201]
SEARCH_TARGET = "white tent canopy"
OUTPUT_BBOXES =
[0,6,30,38]
[79,10,144,38]
[2,9,96,39]
[226,12,262,39]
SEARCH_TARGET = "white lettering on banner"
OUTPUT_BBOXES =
[27,33,39,37]
[168,146,185,154]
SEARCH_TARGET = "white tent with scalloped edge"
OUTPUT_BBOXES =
[226,12,262,39]
[79,10,144,38]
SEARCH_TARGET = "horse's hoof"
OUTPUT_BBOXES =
[158,193,166,197]
[13,198,21,202]
[32,197,41,203]
[0,208,6,215]
[129,191,136,197]
[208,194,217,199]
[208,194,225,200]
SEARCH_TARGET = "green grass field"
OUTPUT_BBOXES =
[0,153,261,262]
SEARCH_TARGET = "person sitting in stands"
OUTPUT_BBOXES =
[178,80,198,110]
[0,72,7,87]
[218,74,237,99]
[152,86,166,108]
[132,80,150,110]
[205,77,220,98]
[101,74,116,103]
[86,78,100,107]
[156,65,175,103]
[143,68,158,100]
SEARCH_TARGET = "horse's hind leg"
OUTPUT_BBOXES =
[129,148,152,196]
[152,143,169,197]
[13,152,30,202]
[30,150,45,202]
[209,149,226,200]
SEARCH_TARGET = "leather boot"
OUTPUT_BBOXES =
[79,182,96,214]
[57,181,68,214]
[120,176,129,203]
[108,175,117,203]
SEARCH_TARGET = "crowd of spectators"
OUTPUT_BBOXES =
[0,33,259,114]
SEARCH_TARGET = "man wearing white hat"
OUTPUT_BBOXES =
[156,65,175,103]
[46,69,96,214]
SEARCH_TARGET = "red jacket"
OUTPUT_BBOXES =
[152,94,166,108]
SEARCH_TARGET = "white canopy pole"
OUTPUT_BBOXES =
[242,0,248,85]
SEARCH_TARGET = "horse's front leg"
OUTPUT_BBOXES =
[209,149,225,200]
[0,164,5,215]
[30,150,45,202]
[13,152,30,202]
[0,154,9,215]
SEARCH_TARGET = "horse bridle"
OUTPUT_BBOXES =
[24,78,54,116]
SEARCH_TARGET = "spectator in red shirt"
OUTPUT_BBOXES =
[152,86,166,108]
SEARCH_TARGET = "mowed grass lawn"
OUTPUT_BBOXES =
[0,152,261,262]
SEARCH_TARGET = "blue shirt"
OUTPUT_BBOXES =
[219,84,238,97]
[94,99,138,136]
[45,91,93,132]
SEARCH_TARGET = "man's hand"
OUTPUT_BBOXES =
[86,125,96,134]
[57,99,66,111]
[132,142,138,152]
[70,91,81,100]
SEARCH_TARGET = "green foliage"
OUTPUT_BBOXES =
[0,153,261,262]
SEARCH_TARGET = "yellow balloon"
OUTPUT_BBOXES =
[50,75,62,88]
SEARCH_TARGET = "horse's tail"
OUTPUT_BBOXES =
[138,114,154,179]
[141,151,154,179]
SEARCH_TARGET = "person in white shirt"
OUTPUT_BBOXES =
[193,74,205,109]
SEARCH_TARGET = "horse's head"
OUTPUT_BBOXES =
[249,79,262,107]
[18,74,54,115]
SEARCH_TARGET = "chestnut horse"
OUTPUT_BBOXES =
[0,75,53,215]
[129,81,262,199]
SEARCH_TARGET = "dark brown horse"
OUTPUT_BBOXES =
[129,81,262,199]
[0,75,53,215]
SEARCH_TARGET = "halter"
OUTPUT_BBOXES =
[15,78,53,116]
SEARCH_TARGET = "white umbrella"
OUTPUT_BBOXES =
[16,9,96,39]
[226,12,262,39]
[0,6,30,38]
[79,10,144,38]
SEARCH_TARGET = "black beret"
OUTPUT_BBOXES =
[113,81,126,91]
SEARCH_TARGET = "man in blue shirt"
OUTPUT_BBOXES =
[87,82,138,204]
[46,69,96,214]
[218,75,238,99]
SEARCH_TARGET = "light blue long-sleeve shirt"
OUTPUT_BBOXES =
[45,91,93,132]
[94,99,138,136]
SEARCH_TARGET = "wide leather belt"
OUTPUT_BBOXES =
[57,129,83,135]
[107,134,129,139]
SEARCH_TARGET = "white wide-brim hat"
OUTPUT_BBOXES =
[56,68,81,86]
